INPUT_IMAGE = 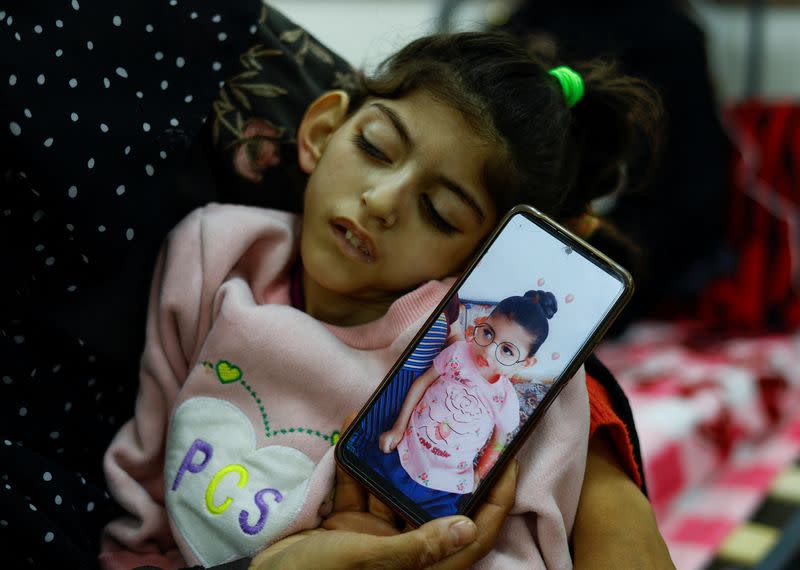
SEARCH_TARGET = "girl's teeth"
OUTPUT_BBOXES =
[343,228,371,259]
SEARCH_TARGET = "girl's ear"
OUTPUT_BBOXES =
[297,90,351,174]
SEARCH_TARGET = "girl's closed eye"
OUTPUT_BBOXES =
[353,121,466,234]
[354,133,460,234]
[352,133,390,163]
[420,194,458,235]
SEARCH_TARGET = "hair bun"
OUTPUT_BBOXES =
[524,289,558,319]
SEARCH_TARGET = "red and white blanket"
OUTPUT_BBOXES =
[598,322,800,569]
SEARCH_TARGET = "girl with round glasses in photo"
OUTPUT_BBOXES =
[376,290,557,516]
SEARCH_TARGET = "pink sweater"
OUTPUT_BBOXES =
[101,204,590,569]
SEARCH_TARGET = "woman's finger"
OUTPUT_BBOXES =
[471,458,518,535]
[255,516,477,570]
[332,414,368,513]
[428,459,518,569]
[322,510,400,536]
[332,462,368,512]
[365,516,478,569]
[368,492,400,527]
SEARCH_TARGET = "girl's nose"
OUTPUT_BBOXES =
[361,175,413,228]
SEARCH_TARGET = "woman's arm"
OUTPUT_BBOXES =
[250,418,520,570]
[572,433,674,569]
[379,366,440,452]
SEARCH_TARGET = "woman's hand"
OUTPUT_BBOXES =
[572,434,675,569]
[249,452,518,570]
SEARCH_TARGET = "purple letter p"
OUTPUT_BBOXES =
[171,439,213,491]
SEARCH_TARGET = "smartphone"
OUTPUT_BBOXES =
[335,204,633,526]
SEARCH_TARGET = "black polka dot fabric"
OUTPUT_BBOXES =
[2,4,646,568]
[0,1,267,567]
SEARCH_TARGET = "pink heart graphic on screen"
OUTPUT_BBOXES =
[537,278,545,286]
[565,294,575,303]
[551,352,560,360]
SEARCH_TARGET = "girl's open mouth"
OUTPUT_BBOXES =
[331,221,376,263]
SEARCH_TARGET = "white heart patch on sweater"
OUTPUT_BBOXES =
[165,397,315,566]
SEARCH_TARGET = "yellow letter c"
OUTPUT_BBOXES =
[205,464,249,514]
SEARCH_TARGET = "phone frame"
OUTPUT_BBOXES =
[335,203,634,526]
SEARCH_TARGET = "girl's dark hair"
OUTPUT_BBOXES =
[351,31,663,232]
[491,290,558,357]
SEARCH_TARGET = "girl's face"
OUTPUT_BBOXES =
[468,313,536,380]
[299,89,499,304]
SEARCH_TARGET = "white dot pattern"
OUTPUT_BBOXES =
[2,3,270,565]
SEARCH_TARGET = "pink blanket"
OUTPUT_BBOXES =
[598,321,800,568]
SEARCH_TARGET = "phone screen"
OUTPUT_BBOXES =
[337,206,631,524]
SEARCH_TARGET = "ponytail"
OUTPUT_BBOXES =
[557,59,664,218]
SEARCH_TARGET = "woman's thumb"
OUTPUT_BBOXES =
[377,516,477,568]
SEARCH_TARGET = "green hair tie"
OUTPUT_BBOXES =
[549,66,584,108]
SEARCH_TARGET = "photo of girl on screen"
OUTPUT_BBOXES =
[348,290,558,517]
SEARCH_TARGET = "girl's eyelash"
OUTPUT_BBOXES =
[352,133,389,162]
[421,194,458,235]
[353,132,457,235]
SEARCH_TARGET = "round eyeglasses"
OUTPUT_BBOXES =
[472,323,525,366]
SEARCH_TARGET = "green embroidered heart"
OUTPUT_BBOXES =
[203,358,339,445]
[215,360,242,384]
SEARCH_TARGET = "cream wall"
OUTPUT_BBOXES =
[271,0,800,102]
[268,1,485,72]
[691,1,800,101]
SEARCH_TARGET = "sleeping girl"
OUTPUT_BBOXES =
[373,291,557,516]
[101,30,669,570]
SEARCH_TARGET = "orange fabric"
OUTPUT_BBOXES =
[586,373,642,488]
